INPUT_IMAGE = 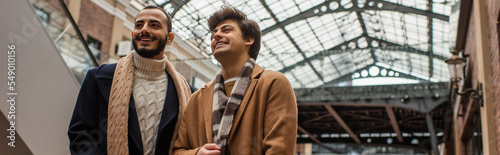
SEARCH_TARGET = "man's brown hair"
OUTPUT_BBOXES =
[208,6,261,60]
[137,5,172,33]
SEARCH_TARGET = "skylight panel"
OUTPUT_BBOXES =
[257,55,272,67]
[257,54,283,71]
[357,38,368,48]
[433,44,450,57]
[292,65,321,87]
[409,53,429,72]
[312,14,344,49]
[225,0,247,7]
[284,72,304,88]
[296,0,324,11]
[267,0,301,21]
[284,2,301,17]
[338,62,358,76]
[154,0,167,5]
[351,50,372,66]
[261,39,279,51]
[251,7,275,29]
[323,70,340,83]
[153,0,454,86]
[432,58,450,81]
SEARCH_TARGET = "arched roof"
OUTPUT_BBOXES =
[130,0,456,151]
[139,0,454,88]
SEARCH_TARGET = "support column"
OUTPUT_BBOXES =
[426,112,439,155]
[473,0,498,154]
[304,143,312,155]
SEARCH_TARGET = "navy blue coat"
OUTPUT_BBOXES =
[68,64,191,155]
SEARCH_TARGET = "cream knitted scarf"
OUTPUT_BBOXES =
[107,51,191,155]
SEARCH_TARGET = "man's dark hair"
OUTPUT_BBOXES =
[137,5,172,33]
[208,6,261,60]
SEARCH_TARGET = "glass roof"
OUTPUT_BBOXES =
[133,0,454,88]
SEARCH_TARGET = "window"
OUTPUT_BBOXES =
[87,36,102,62]
[33,6,49,27]
[87,36,102,50]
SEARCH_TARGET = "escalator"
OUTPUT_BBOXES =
[0,0,104,154]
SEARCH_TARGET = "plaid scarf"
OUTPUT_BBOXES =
[212,58,255,155]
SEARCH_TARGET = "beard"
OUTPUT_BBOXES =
[132,35,168,58]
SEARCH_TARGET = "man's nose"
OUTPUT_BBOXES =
[213,31,222,40]
[140,25,151,35]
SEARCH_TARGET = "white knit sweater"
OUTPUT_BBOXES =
[132,51,168,155]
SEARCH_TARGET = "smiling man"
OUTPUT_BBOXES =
[173,6,298,155]
[68,6,192,155]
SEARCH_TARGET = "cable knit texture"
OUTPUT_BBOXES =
[132,51,168,155]
[108,50,192,155]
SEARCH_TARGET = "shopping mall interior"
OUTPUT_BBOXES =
[1,0,499,154]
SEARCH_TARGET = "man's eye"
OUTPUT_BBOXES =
[135,24,142,28]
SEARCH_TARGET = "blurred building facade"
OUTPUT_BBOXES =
[446,0,500,154]
[30,0,219,88]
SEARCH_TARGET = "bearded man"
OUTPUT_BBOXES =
[68,5,192,155]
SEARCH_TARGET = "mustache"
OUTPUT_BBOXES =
[135,34,157,41]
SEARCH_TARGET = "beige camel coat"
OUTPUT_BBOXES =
[173,64,298,155]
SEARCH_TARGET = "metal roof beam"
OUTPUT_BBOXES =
[261,0,449,35]
[354,5,380,66]
[278,35,360,74]
[320,63,431,86]
[324,105,362,143]
[278,36,447,74]
[427,0,435,79]
[327,36,447,61]
[386,106,404,142]
[298,125,322,144]
[303,114,332,124]
[340,112,389,123]
[295,82,449,112]
[160,0,191,18]
[355,124,390,133]
[259,0,324,82]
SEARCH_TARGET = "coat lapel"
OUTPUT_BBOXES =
[203,82,215,142]
[95,64,116,103]
[204,65,264,142]
[228,65,264,140]
[158,72,179,133]
[128,96,143,154]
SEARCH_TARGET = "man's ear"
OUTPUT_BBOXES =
[245,38,255,46]
[166,32,175,45]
